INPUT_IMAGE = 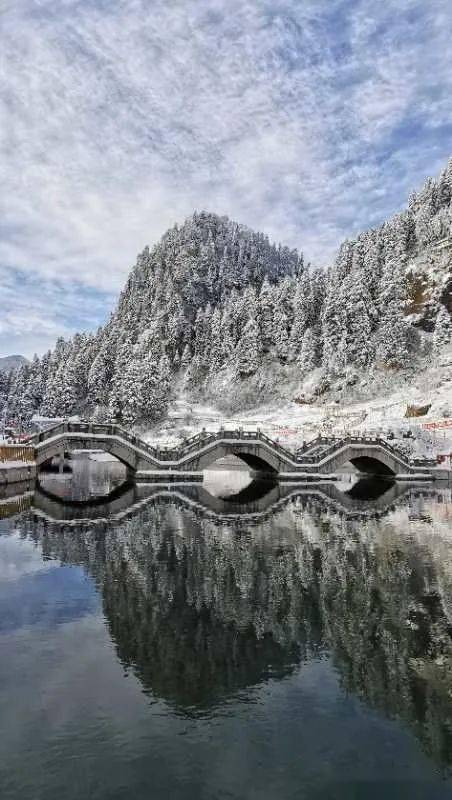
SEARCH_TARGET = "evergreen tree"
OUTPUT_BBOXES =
[433,305,451,354]
[258,279,275,352]
[121,355,142,426]
[208,308,223,375]
[375,265,410,369]
[321,280,346,373]
[139,351,164,422]
[236,318,261,376]
[273,300,289,361]
[298,327,318,374]
[343,274,375,367]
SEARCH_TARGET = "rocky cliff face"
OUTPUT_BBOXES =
[406,243,452,331]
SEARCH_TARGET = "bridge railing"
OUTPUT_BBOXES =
[255,430,297,460]
[33,421,68,444]
[33,421,161,459]
[167,428,298,463]
[295,435,416,466]
[296,435,343,457]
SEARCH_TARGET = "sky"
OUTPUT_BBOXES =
[1,0,452,358]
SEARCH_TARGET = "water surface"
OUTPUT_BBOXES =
[1,464,452,799]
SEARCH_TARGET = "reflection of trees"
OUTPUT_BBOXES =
[318,516,452,767]
[99,507,325,710]
[19,496,452,765]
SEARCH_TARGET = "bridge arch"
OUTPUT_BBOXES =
[348,455,395,476]
[34,432,160,473]
[318,443,406,477]
[181,441,281,473]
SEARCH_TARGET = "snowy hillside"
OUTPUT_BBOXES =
[143,343,452,462]
[1,159,451,429]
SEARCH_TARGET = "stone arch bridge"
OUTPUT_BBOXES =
[30,422,442,480]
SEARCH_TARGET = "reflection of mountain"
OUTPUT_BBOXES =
[16,492,452,766]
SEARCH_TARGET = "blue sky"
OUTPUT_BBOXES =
[1,0,452,357]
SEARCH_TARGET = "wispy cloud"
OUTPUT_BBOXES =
[0,265,111,356]
[1,0,452,355]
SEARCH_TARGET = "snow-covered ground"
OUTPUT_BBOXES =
[141,345,452,464]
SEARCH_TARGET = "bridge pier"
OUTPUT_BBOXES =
[126,466,137,482]
[58,448,65,474]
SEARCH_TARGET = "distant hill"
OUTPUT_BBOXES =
[0,355,28,373]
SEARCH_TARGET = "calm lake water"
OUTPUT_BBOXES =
[1,460,452,799]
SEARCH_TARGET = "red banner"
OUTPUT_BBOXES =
[422,419,452,431]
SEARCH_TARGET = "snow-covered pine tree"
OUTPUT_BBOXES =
[288,297,306,362]
[361,229,383,300]
[258,279,275,353]
[321,279,346,374]
[334,241,353,283]
[433,304,451,354]
[121,354,142,426]
[412,178,438,247]
[58,359,78,416]
[342,272,375,368]
[5,369,18,422]
[219,306,235,363]
[0,369,9,417]
[138,350,165,422]
[437,157,452,208]
[107,337,133,422]
[298,327,319,375]
[236,317,261,376]
[208,308,223,375]
[273,298,289,362]
[22,354,45,417]
[87,337,111,407]
[278,275,296,328]
[375,262,410,369]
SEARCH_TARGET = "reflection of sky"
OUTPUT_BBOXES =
[0,533,99,633]
[0,566,99,633]
[0,532,56,581]
[2,1,452,356]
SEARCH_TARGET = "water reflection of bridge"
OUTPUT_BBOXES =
[0,477,444,526]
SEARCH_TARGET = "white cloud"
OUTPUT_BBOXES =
[0,0,451,353]
[0,532,54,582]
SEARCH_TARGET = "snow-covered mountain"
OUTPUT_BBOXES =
[0,355,28,373]
[1,159,451,427]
